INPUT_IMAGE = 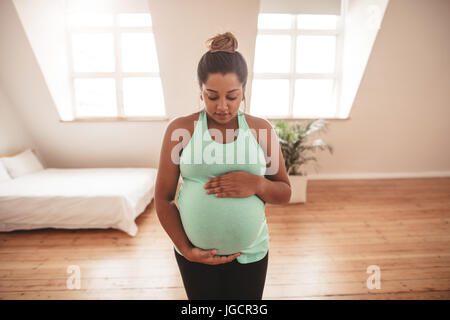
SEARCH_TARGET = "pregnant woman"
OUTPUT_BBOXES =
[155,32,291,300]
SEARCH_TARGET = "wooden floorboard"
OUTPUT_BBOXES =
[0,177,449,300]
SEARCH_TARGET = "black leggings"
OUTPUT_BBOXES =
[174,248,269,300]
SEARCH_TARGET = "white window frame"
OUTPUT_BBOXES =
[251,11,345,119]
[65,12,167,121]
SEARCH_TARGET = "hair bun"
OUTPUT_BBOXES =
[206,32,238,53]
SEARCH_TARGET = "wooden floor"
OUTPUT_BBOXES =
[0,177,449,300]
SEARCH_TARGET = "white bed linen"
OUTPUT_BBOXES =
[0,168,157,236]
[1,149,44,178]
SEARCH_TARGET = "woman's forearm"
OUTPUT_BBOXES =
[155,199,193,255]
[256,176,291,204]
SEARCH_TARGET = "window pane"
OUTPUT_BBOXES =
[121,33,159,72]
[293,79,335,117]
[122,77,165,116]
[296,35,336,73]
[118,13,152,27]
[68,12,113,27]
[250,79,290,117]
[297,14,338,30]
[257,13,291,29]
[74,78,117,117]
[71,33,115,72]
[254,35,291,73]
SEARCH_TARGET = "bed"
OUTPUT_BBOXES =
[0,150,157,236]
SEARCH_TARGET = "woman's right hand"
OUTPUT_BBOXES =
[184,247,242,265]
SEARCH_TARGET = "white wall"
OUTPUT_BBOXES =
[339,0,389,118]
[13,0,73,121]
[0,87,36,157]
[318,0,450,178]
[0,0,449,178]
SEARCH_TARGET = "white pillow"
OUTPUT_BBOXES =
[2,149,44,178]
[0,160,12,182]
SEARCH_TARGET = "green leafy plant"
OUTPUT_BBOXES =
[272,119,334,176]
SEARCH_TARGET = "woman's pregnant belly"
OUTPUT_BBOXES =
[177,179,266,255]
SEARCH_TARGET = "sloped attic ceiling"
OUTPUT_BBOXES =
[11,0,389,121]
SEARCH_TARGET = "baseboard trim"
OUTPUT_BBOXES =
[305,171,450,180]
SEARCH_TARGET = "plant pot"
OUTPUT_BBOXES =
[288,175,308,203]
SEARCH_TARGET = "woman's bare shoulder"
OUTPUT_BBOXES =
[242,112,277,148]
[167,110,202,135]
[243,112,273,131]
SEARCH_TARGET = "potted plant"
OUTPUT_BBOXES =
[272,119,333,203]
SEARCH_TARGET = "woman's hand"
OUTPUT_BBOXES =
[203,171,262,198]
[184,247,242,265]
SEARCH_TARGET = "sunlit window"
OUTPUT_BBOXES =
[251,13,342,119]
[67,11,165,119]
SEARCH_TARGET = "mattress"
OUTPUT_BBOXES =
[0,168,157,236]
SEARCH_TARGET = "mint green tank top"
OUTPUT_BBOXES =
[174,108,269,264]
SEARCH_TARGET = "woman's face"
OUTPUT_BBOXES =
[201,72,244,124]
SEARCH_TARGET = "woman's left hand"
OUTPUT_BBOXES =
[204,171,262,198]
